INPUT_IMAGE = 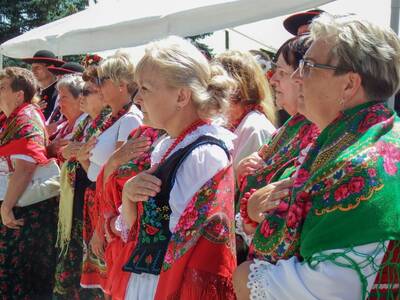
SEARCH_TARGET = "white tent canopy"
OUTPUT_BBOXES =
[0,0,334,58]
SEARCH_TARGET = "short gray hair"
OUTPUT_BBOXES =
[56,74,84,98]
[135,36,235,119]
[310,13,400,101]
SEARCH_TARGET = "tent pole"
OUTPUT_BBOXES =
[0,53,3,70]
[389,0,400,109]
[225,30,229,50]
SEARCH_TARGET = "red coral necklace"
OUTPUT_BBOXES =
[159,119,208,164]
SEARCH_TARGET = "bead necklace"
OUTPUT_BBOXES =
[159,119,208,164]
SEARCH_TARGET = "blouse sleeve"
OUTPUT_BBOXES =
[247,242,387,300]
[168,144,230,232]
[117,114,142,142]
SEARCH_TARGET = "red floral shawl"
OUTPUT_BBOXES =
[97,126,162,299]
[155,166,236,300]
[0,103,48,164]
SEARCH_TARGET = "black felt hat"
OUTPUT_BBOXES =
[283,9,325,36]
[22,50,65,66]
[48,62,84,75]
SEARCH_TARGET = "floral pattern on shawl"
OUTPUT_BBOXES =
[0,103,48,164]
[163,165,235,271]
[239,114,319,262]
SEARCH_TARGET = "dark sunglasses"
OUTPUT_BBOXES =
[94,76,110,86]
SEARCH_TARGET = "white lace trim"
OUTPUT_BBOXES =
[151,124,236,165]
[235,213,253,246]
[248,259,271,300]
[114,215,130,243]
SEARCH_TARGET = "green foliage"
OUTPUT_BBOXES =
[186,33,214,59]
[1,0,87,67]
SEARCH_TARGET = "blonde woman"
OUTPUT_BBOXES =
[215,50,277,170]
[121,36,237,300]
[77,52,143,293]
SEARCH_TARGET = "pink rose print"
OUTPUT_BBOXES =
[368,168,377,177]
[179,205,198,231]
[376,141,400,175]
[164,249,173,264]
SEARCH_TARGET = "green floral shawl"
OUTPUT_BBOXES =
[293,102,400,298]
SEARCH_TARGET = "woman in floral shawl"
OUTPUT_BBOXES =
[121,36,237,300]
[233,35,318,267]
[98,122,163,299]
[53,66,107,299]
[79,52,142,292]
[236,13,400,300]
[0,67,58,299]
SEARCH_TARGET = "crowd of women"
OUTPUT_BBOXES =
[0,11,398,300]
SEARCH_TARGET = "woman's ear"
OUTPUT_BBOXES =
[15,90,25,105]
[176,87,192,108]
[342,72,362,101]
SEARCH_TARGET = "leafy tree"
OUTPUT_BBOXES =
[1,0,87,67]
[187,33,214,59]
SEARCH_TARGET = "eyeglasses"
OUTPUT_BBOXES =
[94,76,110,86]
[298,59,341,78]
[81,89,97,96]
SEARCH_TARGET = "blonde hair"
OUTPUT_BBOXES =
[97,51,137,95]
[215,50,277,126]
[135,36,236,119]
[311,13,400,100]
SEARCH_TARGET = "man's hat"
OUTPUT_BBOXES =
[22,50,64,66]
[48,62,84,75]
[283,9,325,36]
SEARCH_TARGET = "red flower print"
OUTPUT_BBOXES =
[294,169,310,188]
[348,176,365,193]
[260,220,275,238]
[324,178,334,189]
[334,184,350,201]
[358,112,387,133]
[286,205,300,229]
[276,201,289,212]
[145,254,153,265]
[144,224,159,235]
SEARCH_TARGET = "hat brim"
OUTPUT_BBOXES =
[47,66,82,75]
[22,57,65,67]
[283,11,322,35]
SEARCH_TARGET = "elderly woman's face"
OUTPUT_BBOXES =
[0,78,18,111]
[135,66,180,130]
[269,54,299,116]
[80,82,103,117]
[58,86,81,121]
[293,39,347,126]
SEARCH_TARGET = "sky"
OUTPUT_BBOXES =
[203,0,392,52]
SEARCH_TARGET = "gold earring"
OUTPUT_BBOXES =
[176,106,181,111]
[338,98,344,106]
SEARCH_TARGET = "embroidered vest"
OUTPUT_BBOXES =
[124,135,230,275]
